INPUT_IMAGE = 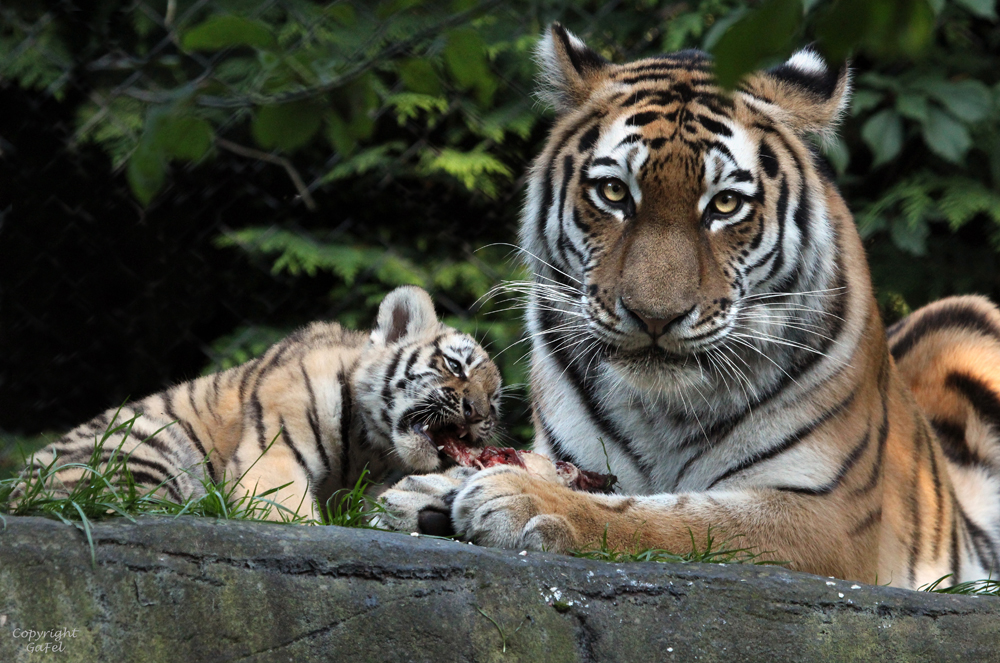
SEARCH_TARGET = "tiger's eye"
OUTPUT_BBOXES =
[600,179,628,203]
[711,191,741,215]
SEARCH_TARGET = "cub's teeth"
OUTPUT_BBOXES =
[436,446,444,451]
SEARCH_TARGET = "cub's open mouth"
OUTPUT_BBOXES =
[412,422,617,493]
[411,421,480,466]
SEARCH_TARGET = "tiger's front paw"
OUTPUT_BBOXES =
[376,466,477,536]
[451,465,578,553]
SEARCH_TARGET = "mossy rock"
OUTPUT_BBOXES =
[0,516,997,662]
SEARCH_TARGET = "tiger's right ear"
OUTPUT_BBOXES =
[371,286,439,346]
[535,23,609,113]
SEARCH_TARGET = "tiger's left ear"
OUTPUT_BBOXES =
[535,23,609,113]
[740,49,851,139]
[371,286,439,346]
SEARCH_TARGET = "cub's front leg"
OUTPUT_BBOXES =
[447,466,878,582]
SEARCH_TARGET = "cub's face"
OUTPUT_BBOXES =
[526,26,849,386]
[395,329,502,470]
[361,286,502,472]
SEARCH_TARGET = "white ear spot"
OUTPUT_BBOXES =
[371,286,439,346]
[786,49,828,76]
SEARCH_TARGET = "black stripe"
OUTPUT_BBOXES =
[127,471,184,502]
[906,413,925,587]
[958,505,999,572]
[340,372,353,488]
[852,391,889,496]
[768,61,839,99]
[205,373,221,423]
[946,372,1000,435]
[926,420,945,561]
[613,134,641,150]
[760,177,790,282]
[536,111,602,269]
[626,111,660,127]
[707,390,856,489]
[849,508,881,536]
[127,425,184,465]
[300,360,331,481]
[891,305,1000,361]
[556,154,585,270]
[381,345,407,402]
[759,141,779,178]
[403,347,422,380]
[696,114,731,137]
[279,416,314,484]
[775,416,871,496]
[792,182,813,256]
[577,125,600,151]
[102,453,184,502]
[590,156,616,168]
[930,417,987,467]
[163,391,217,480]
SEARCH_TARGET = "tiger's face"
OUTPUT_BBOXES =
[358,286,502,472]
[525,26,849,389]
[396,329,502,469]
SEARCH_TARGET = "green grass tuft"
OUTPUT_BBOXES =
[920,574,1000,596]
[0,408,387,562]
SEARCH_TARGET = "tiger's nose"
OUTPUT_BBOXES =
[463,398,485,423]
[621,299,694,337]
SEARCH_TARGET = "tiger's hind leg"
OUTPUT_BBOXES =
[888,295,1000,580]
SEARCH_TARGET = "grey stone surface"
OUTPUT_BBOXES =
[0,515,997,662]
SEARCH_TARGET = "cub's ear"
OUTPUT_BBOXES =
[740,49,851,140]
[535,23,609,113]
[372,286,439,346]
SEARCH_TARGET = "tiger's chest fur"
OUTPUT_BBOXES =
[19,286,501,521]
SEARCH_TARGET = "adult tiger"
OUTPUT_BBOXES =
[380,25,1000,589]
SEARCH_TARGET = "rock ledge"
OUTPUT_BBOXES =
[0,515,996,662]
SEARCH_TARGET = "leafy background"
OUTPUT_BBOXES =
[2,0,999,476]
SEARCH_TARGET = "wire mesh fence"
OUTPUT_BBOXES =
[2,0,744,473]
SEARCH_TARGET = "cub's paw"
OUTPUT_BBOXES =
[451,465,578,553]
[376,466,477,536]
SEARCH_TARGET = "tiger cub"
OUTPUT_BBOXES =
[15,286,501,521]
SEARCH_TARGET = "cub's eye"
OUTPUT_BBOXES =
[709,191,742,216]
[445,357,462,375]
[598,178,629,204]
